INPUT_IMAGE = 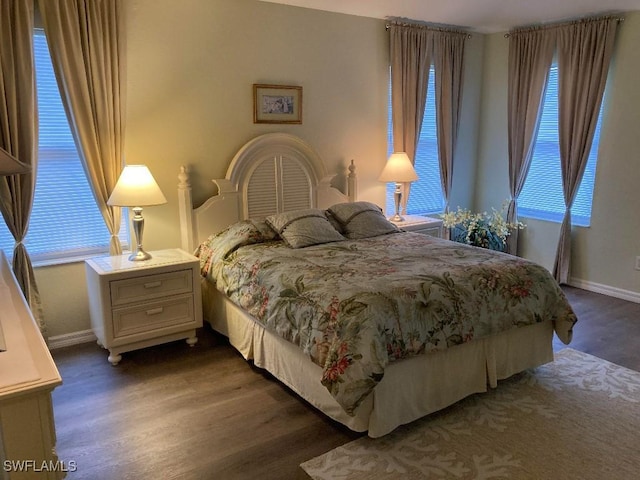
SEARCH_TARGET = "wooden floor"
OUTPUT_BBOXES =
[50,286,640,480]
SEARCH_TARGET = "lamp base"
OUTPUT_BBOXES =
[128,248,152,261]
[389,183,405,223]
[129,206,151,261]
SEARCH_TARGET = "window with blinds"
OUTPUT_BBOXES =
[386,66,445,216]
[518,64,604,227]
[0,29,128,264]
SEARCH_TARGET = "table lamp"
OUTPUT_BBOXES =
[0,147,31,175]
[378,152,418,222]
[107,165,167,261]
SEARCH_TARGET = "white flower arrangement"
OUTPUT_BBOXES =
[441,203,525,251]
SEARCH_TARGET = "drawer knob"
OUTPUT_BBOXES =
[144,281,162,289]
[146,307,164,316]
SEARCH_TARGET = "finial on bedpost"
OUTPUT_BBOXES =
[348,159,357,202]
[178,165,191,189]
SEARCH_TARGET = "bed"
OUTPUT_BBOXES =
[177,132,576,438]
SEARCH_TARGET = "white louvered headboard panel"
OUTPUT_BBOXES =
[281,155,312,212]
[178,133,357,253]
[245,154,312,219]
[246,157,279,219]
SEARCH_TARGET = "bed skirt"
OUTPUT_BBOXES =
[203,280,554,438]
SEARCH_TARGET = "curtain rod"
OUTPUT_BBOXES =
[385,22,472,38]
[504,15,624,38]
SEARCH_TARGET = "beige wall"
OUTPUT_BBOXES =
[35,0,483,339]
[475,11,640,299]
[38,2,640,340]
[35,2,640,340]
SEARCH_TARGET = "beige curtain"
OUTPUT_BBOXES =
[433,30,466,238]
[389,21,433,214]
[39,0,125,255]
[553,17,618,283]
[0,0,47,336]
[505,28,555,255]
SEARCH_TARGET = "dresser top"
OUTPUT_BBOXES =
[0,251,61,397]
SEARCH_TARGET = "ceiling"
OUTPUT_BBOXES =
[258,0,640,33]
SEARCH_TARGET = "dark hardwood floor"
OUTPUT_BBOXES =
[50,286,640,479]
[552,286,640,371]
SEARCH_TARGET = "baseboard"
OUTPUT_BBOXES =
[569,277,640,304]
[48,329,97,350]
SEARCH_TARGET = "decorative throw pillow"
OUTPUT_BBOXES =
[266,208,346,248]
[328,201,399,239]
[325,210,345,235]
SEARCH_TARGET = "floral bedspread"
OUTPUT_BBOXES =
[198,230,577,415]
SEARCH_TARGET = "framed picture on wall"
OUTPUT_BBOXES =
[253,84,302,124]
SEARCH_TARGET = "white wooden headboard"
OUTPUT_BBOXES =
[178,132,357,253]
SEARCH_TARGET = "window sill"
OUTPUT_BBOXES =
[518,212,591,228]
[0,247,131,269]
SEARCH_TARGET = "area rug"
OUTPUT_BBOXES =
[300,348,640,479]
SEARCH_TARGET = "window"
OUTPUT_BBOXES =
[386,66,445,216]
[0,29,128,264]
[518,64,604,227]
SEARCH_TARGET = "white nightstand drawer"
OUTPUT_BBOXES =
[110,269,193,307]
[112,294,195,338]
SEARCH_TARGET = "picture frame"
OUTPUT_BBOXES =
[253,84,303,124]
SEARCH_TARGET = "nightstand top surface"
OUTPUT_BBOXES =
[392,214,443,227]
[86,248,197,275]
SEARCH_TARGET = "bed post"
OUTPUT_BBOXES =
[347,159,357,203]
[178,166,195,254]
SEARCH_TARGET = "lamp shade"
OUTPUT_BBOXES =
[0,147,31,175]
[378,152,418,183]
[107,165,167,207]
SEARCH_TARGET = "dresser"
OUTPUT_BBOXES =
[0,251,64,479]
[85,248,203,365]
[392,215,444,238]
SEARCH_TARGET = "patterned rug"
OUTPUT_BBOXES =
[300,348,640,479]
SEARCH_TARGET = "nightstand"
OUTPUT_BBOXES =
[85,248,203,365]
[392,215,444,238]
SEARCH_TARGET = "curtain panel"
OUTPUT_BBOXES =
[389,21,467,220]
[0,0,47,337]
[389,22,433,215]
[552,17,618,283]
[39,0,125,255]
[507,16,619,276]
[389,22,433,161]
[433,30,466,229]
[506,28,555,255]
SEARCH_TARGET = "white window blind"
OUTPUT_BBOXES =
[386,66,445,215]
[518,64,603,227]
[0,29,128,264]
